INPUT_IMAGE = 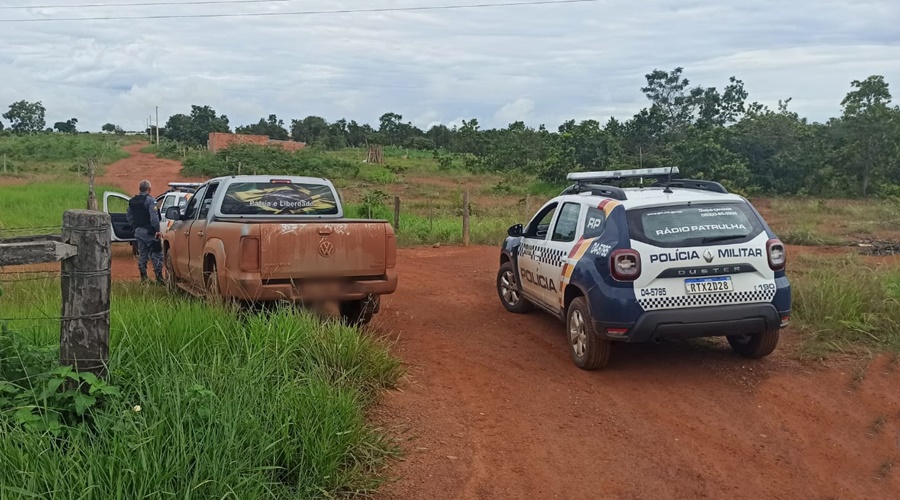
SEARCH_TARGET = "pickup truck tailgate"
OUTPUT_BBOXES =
[259,222,389,279]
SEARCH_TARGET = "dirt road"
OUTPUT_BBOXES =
[97,143,203,194]
[371,246,900,500]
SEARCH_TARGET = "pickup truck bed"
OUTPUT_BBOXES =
[162,175,398,324]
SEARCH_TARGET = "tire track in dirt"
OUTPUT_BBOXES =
[370,245,900,500]
[97,142,203,194]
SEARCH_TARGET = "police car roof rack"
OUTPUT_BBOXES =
[649,178,729,194]
[560,183,628,200]
[561,167,680,200]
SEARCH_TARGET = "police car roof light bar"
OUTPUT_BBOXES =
[566,167,679,182]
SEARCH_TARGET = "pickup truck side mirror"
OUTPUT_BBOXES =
[165,206,182,221]
[507,224,523,237]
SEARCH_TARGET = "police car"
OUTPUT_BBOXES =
[496,167,791,370]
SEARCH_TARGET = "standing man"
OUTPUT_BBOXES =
[126,180,164,284]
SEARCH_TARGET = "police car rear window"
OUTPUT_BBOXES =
[220,182,339,215]
[625,202,762,247]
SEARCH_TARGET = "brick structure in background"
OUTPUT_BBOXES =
[208,132,306,152]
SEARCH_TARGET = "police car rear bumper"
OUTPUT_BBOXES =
[599,303,783,343]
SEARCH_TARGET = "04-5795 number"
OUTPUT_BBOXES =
[640,288,667,297]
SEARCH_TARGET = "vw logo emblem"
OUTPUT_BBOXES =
[318,240,334,258]
[703,250,714,263]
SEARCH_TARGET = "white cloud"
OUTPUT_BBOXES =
[494,98,536,125]
[0,0,898,132]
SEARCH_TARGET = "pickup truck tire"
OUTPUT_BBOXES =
[497,261,533,313]
[339,297,377,326]
[727,330,779,358]
[205,263,224,306]
[567,297,611,370]
[164,249,179,292]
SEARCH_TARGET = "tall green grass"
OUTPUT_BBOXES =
[0,183,121,234]
[0,279,403,498]
[0,134,134,175]
[793,255,900,355]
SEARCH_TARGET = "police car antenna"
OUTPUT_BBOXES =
[662,165,676,194]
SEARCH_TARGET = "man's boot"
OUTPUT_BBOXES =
[155,272,165,286]
[140,269,149,283]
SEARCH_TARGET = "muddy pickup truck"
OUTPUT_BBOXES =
[162,175,398,324]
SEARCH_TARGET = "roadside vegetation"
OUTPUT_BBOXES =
[0,279,403,498]
[0,133,137,177]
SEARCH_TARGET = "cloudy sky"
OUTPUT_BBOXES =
[1,0,899,132]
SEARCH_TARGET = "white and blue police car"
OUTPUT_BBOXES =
[496,167,791,370]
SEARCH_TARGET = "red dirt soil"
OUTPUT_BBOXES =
[97,142,203,194]
[369,246,900,500]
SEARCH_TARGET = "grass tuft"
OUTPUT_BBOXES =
[0,279,403,498]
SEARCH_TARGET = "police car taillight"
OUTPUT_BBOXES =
[767,238,786,271]
[610,249,641,281]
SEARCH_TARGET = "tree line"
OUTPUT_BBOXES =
[3,67,899,197]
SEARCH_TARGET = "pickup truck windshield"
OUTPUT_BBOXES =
[220,181,339,215]
[625,202,763,247]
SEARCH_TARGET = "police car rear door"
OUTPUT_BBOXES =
[517,201,558,304]
[627,201,774,311]
[540,201,583,312]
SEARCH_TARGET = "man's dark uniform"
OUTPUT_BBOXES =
[126,191,164,283]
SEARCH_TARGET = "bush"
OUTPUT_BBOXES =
[181,143,360,179]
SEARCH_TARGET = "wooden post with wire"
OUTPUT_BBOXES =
[393,196,400,231]
[86,158,98,211]
[60,210,111,378]
[0,209,110,378]
[462,189,470,246]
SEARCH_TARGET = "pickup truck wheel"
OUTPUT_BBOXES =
[497,261,532,313]
[205,265,223,305]
[164,250,178,292]
[340,297,377,326]
[727,330,779,358]
[567,297,611,370]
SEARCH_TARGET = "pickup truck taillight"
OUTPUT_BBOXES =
[240,237,260,272]
[610,249,641,281]
[385,226,396,268]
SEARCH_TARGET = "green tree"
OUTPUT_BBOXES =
[290,116,329,145]
[163,105,230,147]
[236,114,290,140]
[53,118,78,134]
[3,100,46,134]
[838,75,900,196]
[101,123,117,133]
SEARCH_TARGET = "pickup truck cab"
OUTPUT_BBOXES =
[162,175,397,325]
[497,168,791,370]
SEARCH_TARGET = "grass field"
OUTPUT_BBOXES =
[0,183,121,235]
[0,134,139,177]
[0,279,402,498]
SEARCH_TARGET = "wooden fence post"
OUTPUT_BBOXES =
[60,210,111,378]
[462,189,470,246]
[428,196,433,233]
[393,196,400,231]
[86,158,98,211]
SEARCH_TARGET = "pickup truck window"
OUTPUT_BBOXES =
[220,182,339,215]
[198,183,220,219]
[184,186,205,219]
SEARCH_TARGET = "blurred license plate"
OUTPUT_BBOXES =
[684,276,733,294]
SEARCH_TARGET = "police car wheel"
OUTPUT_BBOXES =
[497,262,532,313]
[727,330,779,358]
[567,297,610,370]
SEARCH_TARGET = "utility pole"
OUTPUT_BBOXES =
[155,106,159,145]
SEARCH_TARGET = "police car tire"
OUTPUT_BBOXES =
[567,297,611,370]
[497,261,533,313]
[727,330,779,358]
